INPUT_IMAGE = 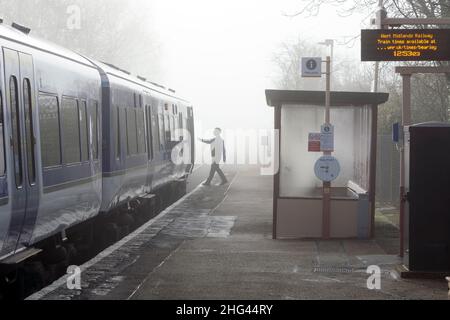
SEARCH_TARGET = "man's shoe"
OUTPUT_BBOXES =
[202,182,211,186]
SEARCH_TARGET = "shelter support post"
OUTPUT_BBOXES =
[322,56,331,239]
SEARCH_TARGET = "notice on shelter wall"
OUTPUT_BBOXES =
[308,133,321,152]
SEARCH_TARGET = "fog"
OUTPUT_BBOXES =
[0,0,375,133]
[151,0,373,133]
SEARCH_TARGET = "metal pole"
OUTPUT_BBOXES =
[325,56,331,124]
[330,42,334,90]
[373,62,379,93]
[373,0,386,93]
[323,56,331,239]
[399,74,411,257]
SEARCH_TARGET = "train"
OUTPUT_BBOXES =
[0,22,195,297]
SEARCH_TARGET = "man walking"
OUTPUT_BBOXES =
[199,128,228,186]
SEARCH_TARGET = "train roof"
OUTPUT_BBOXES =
[0,22,190,104]
[92,60,190,103]
[0,23,96,68]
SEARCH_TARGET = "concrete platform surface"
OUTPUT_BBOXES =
[29,166,449,300]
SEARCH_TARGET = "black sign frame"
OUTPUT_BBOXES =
[361,29,450,61]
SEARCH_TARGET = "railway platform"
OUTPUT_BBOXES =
[28,165,448,300]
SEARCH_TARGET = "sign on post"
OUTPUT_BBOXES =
[320,123,334,152]
[302,57,322,77]
[361,29,450,61]
[314,155,340,182]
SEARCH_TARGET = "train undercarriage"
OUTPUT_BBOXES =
[0,178,188,300]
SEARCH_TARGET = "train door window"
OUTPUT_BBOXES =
[79,101,89,162]
[171,114,176,141]
[9,76,23,187]
[137,109,146,154]
[178,112,183,130]
[165,113,171,142]
[91,101,99,160]
[151,107,159,156]
[126,108,138,155]
[115,106,121,159]
[39,94,61,167]
[0,91,5,176]
[149,106,154,160]
[23,79,36,184]
[178,112,184,140]
[61,97,81,164]
[158,112,165,151]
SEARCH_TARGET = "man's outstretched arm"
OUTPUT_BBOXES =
[199,138,215,144]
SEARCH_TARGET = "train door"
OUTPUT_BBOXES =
[145,104,153,161]
[186,106,195,173]
[2,48,39,253]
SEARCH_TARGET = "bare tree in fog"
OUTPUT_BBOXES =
[271,37,448,132]
[0,0,161,80]
[272,38,324,90]
[286,0,450,123]
[272,37,373,92]
[286,0,450,19]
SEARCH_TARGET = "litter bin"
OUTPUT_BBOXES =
[403,122,450,272]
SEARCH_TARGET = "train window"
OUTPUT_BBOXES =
[126,108,138,155]
[23,79,36,184]
[158,113,165,150]
[151,107,159,156]
[146,106,153,160]
[39,95,61,167]
[9,76,23,187]
[79,101,89,162]
[165,114,171,142]
[91,101,99,160]
[137,109,146,154]
[171,115,177,141]
[178,112,184,140]
[115,107,121,159]
[61,97,81,164]
[0,91,5,176]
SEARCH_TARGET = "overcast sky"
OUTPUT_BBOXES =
[150,0,375,134]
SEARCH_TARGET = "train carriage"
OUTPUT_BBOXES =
[93,61,193,215]
[0,22,194,297]
[0,23,102,259]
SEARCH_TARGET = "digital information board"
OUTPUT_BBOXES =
[361,29,450,61]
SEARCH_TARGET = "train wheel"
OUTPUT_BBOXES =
[42,245,68,266]
[104,222,120,246]
[23,261,46,296]
[63,243,78,267]
[3,269,25,300]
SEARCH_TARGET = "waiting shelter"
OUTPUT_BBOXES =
[265,90,389,239]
